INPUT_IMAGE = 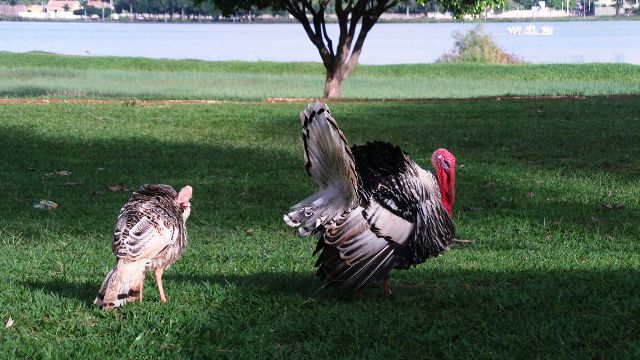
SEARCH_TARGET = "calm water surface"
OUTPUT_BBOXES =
[1,21,639,64]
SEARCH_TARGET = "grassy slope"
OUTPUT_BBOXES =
[1,99,639,358]
[1,52,640,99]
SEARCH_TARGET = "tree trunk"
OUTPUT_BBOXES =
[323,71,344,99]
[284,0,396,99]
[129,4,133,22]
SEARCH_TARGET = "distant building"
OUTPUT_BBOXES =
[43,0,82,13]
[0,4,27,17]
[594,0,639,11]
[87,0,113,9]
[19,0,113,19]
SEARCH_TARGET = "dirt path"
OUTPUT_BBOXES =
[0,98,228,105]
[0,95,626,106]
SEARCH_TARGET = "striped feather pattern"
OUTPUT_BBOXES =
[285,103,456,295]
[284,103,358,235]
[95,184,190,309]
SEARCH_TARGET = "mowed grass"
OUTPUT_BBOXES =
[2,51,640,99]
[1,98,639,358]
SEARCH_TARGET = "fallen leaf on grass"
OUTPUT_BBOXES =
[32,200,58,210]
[44,170,71,177]
[108,183,127,192]
[244,228,254,236]
[599,203,624,211]
[62,182,80,186]
[5,318,14,328]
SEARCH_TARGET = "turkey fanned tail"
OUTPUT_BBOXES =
[94,260,145,309]
[284,102,358,235]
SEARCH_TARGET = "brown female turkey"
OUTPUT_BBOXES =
[284,103,456,296]
[94,184,192,309]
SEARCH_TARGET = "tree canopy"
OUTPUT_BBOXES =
[206,0,503,98]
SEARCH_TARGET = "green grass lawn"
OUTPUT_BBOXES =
[2,51,640,100]
[1,98,639,358]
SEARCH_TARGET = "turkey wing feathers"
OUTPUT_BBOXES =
[111,185,186,264]
[284,103,358,234]
[353,142,417,221]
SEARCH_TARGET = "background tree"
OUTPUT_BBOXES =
[114,0,139,20]
[615,0,622,15]
[210,0,502,98]
[79,0,88,19]
[175,0,192,19]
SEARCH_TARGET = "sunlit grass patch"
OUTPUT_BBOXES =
[1,52,639,100]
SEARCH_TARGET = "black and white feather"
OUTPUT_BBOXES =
[285,102,455,294]
[94,184,190,309]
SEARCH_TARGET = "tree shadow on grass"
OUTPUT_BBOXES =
[0,124,307,236]
[254,99,640,240]
[256,98,640,181]
[17,270,318,309]
[167,271,318,297]
[15,266,640,357]
[1,101,638,241]
[20,278,97,305]
[165,268,640,358]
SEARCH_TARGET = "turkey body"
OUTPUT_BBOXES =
[284,103,456,295]
[94,184,192,309]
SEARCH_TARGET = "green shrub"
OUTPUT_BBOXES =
[73,6,112,17]
[438,25,522,64]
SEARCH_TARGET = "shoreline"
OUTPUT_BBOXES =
[1,14,639,24]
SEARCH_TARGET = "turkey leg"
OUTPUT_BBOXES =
[139,277,144,302]
[383,276,393,297]
[154,268,167,303]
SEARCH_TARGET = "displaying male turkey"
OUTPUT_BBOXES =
[94,184,192,309]
[284,103,456,296]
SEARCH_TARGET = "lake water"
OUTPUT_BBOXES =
[1,20,639,64]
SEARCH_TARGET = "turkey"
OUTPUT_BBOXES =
[94,184,192,310]
[284,102,456,296]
